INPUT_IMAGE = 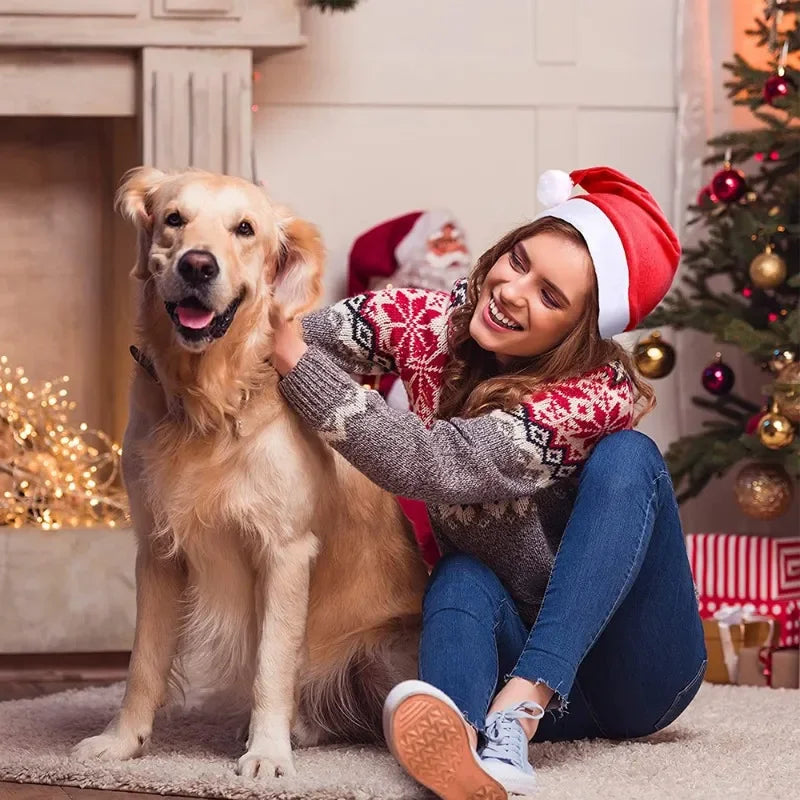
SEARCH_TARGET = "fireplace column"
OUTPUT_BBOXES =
[141,47,253,179]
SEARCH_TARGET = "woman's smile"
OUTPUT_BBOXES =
[483,295,524,332]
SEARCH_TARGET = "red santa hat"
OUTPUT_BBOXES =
[534,166,681,339]
[348,210,470,296]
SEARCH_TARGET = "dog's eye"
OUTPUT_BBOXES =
[236,221,255,237]
[165,212,184,228]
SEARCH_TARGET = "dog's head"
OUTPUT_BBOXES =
[117,167,323,354]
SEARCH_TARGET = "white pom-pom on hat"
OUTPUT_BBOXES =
[537,169,573,208]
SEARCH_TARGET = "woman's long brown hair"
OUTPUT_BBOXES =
[436,217,656,424]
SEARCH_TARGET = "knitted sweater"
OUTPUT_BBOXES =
[280,279,635,625]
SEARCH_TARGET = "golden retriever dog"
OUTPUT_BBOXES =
[72,167,428,778]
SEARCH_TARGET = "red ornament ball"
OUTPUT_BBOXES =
[702,354,735,395]
[768,312,780,323]
[763,73,796,105]
[745,410,766,435]
[696,185,719,206]
[711,167,747,203]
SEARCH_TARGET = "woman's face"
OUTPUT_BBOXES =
[469,231,594,363]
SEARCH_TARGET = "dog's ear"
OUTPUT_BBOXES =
[115,166,167,280]
[273,211,325,319]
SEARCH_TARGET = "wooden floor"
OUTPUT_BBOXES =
[0,654,201,800]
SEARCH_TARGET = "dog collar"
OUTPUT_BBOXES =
[129,344,256,438]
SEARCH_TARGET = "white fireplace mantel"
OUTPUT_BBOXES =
[0,0,307,176]
[0,4,310,656]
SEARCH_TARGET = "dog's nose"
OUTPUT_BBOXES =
[177,250,220,285]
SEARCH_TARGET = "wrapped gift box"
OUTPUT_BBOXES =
[737,646,800,689]
[702,615,779,684]
[699,598,799,649]
[687,533,800,648]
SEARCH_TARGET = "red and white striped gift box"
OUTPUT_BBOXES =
[686,533,800,648]
[686,533,800,602]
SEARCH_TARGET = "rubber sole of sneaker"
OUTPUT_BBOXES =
[481,758,538,796]
[389,692,507,800]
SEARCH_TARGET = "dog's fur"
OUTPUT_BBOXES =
[72,168,428,778]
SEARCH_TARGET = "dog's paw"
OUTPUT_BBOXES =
[236,743,296,779]
[72,731,145,761]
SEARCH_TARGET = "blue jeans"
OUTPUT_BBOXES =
[418,430,707,742]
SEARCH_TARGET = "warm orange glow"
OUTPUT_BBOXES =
[733,0,771,71]
[729,0,797,129]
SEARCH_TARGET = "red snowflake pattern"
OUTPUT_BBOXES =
[360,286,452,426]
[514,372,635,472]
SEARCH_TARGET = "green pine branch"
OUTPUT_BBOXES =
[665,425,751,503]
[666,425,800,503]
[725,57,800,116]
[748,12,800,51]
[738,433,800,478]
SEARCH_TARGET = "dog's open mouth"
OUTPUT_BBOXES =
[165,291,245,342]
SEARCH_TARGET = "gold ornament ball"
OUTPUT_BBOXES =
[768,347,796,374]
[735,462,794,520]
[749,248,787,289]
[757,404,795,450]
[775,362,800,423]
[634,331,676,379]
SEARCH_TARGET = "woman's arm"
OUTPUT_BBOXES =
[297,285,450,377]
[275,342,635,506]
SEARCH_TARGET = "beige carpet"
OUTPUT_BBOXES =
[0,682,797,800]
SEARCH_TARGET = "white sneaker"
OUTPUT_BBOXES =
[479,701,544,796]
[382,680,507,800]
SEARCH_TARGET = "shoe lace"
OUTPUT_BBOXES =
[481,701,544,767]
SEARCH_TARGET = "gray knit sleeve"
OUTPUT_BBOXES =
[300,301,392,376]
[279,345,635,506]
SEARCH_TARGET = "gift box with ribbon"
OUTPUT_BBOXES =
[737,646,800,689]
[686,533,800,648]
[702,605,780,684]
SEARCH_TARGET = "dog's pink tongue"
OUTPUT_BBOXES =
[177,305,214,329]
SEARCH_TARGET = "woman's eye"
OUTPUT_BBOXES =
[165,211,184,227]
[542,291,559,309]
[236,221,255,237]
[509,252,524,271]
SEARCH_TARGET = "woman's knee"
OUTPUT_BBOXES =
[593,627,706,740]
[423,553,508,617]
[604,655,707,740]
[581,430,667,494]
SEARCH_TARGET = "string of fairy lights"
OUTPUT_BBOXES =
[0,356,128,530]
[0,69,273,532]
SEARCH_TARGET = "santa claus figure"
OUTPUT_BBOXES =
[348,209,471,296]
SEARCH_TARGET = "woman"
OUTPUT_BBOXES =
[270,167,706,800]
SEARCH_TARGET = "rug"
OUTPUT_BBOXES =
[0,681,797,799]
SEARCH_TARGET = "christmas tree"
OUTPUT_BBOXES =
[642,0,799,520]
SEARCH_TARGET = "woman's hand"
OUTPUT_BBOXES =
[268,303,308,377]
